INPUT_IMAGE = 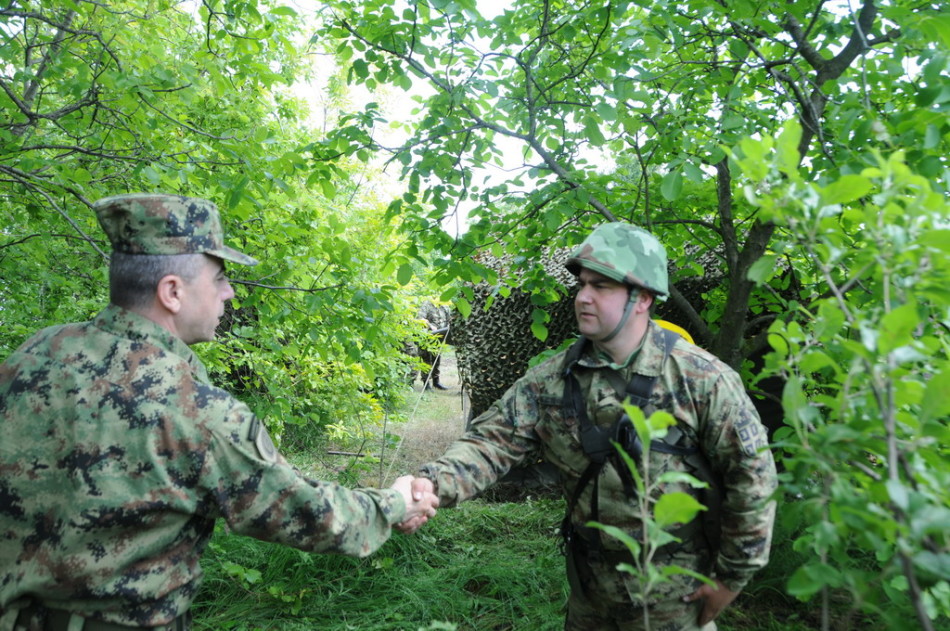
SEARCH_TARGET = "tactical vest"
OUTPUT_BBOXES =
[559,328,722,561]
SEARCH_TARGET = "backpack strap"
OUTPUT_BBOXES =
[562,337,614,464]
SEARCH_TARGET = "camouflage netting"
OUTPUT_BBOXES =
[452,248,578,420]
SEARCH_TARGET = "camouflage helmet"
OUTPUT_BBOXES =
[93,193,258,266]
[565,222,669,297]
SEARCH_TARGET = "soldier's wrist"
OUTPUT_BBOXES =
[415,466,440,496]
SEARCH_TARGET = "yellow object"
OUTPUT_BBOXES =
[655,319,694,344]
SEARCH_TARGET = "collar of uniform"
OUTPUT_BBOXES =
[576,320,667,375]
[93,304,210,383]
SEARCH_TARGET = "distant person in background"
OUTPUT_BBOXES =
[0,193,438,631]
[417,301,451,390]
[402,222,777,631]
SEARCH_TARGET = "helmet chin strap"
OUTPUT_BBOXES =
[600,287,639,344]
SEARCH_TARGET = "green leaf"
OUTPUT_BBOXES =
[747,254,778,283]
[799,350,835,374]
[920,365,950,424]
[813,300,845,340]
[583,116,605,145]
[912,551,950,581]
[819,175,873,205]
[531,321,549,341]
[586,522,642,558]
[396,263,414,285]
[653,492,706,528]
[776,119,802,174]
[661,564,717,587]
[787,563,840,599]
[878,302,919,355]
[656,471,708,488]
[886,479,909,511]
[660,170,682,201]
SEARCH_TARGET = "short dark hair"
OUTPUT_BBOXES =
[109,252,205,309]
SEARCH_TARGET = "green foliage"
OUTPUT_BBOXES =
[739,123,950,630]
[320,0,949,369]
[0,0,429,445]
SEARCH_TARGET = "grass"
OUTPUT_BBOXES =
[192,499,567,631]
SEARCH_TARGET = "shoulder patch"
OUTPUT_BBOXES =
[735,415,768,457]
[248,417,278,463]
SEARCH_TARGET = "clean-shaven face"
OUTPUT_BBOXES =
[574,268,631,341]
[177,255,235,344]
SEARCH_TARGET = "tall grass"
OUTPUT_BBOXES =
[192,498,567,631]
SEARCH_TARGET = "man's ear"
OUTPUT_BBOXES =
[155,274,185,314]
[634,290,655,314]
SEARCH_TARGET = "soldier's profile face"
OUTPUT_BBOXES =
[574,268,630,341]
[176,255,235,344]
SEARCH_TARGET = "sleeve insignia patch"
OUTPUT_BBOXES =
[248,417,279,463]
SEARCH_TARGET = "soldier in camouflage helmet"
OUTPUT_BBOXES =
[404,223,777,630]
[416,301,452,390]
[0,193,438,631]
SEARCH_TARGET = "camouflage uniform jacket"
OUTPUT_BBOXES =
[419,321,777,595]
[0,305,406,626]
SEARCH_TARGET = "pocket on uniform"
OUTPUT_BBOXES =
[535,394,587,473]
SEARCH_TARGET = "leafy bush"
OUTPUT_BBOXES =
[737,123,950,630]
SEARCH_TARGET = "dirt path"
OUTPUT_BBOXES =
[379,350,469,480]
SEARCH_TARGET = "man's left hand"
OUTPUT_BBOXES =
[683,578,740,626]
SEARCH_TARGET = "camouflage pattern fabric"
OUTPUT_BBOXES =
[0,306,406,627]
[417,302,451,332]
[93,193,258,266]
[418,320,777,626]
[566,582,716,631]
[565,222,669,298]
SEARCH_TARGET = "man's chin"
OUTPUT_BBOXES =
[579,321,612,338]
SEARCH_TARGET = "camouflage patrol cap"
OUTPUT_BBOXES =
[93,193,258,266]
[565,222,668,297]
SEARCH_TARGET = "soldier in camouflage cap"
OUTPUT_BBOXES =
[404,223,777,630]
[0,193,438,630]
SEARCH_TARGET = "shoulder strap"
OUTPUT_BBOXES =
[562,336,588,376]
[623,326,680,410]
[562,337,614,463]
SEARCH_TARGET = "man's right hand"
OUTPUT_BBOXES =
[391,475,439,534]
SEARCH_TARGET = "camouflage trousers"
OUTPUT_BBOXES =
[565,587,716,631]
[563,539,716,631]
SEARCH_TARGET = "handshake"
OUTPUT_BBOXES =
[390,476,439,535]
